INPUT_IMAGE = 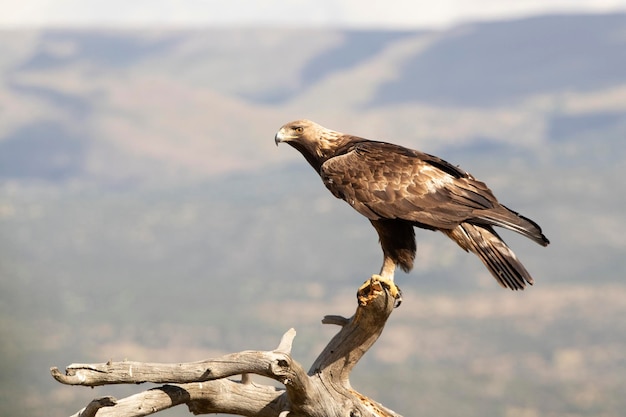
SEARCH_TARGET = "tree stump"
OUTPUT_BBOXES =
[51,278,403,417]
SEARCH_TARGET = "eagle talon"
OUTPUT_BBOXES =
[393,286,403,308]
[357,275,402,308]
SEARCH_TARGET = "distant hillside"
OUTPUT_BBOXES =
[375,14,626,106]
[1,13,625,185]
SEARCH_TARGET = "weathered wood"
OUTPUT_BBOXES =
[77,397,117,417]
[50,347,304,387]
[67,381,286,417]
[301,278,402,417]
[51,277,402,417]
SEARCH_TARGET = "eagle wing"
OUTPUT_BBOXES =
[320,141,499,230]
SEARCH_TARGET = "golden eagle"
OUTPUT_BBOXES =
[275,119,549,297]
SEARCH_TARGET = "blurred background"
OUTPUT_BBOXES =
[1,1,625,416]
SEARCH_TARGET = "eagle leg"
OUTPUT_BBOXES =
[357,275,402,308]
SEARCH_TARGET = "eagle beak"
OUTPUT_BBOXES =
[274,128,286,146]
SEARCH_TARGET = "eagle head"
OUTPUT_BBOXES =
[275,119,347,171]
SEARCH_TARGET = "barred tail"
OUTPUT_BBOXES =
[445,223,534,290]
[477,205,550,247]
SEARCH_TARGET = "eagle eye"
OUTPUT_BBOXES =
[295,126,304,133]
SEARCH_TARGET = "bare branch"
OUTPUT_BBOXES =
[52,277,403,417]
[75,396,117,417]
[321,315,349,326]
[68,382,285,417]
[309,278,396,380]
[276,328,296,353]
[51,349,303,388]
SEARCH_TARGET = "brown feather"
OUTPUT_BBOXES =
[275,119,549,289]
[445,223,533,290]
[370,219,416,273]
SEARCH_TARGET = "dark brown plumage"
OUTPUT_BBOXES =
[275,119,549,290]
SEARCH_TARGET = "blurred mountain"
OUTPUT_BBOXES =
[1,13,625,186]
[375,14,626,106]
[1,13,625,417]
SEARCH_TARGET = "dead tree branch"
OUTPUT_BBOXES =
[51,277,402,417]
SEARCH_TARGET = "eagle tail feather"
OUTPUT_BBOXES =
[477,205,550,247]
[446,223,533,290]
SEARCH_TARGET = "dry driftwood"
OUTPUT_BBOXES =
[51,278,403,417]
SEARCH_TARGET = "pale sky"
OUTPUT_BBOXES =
[1,0,626,29]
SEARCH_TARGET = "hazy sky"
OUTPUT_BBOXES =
[2,0,626,29]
